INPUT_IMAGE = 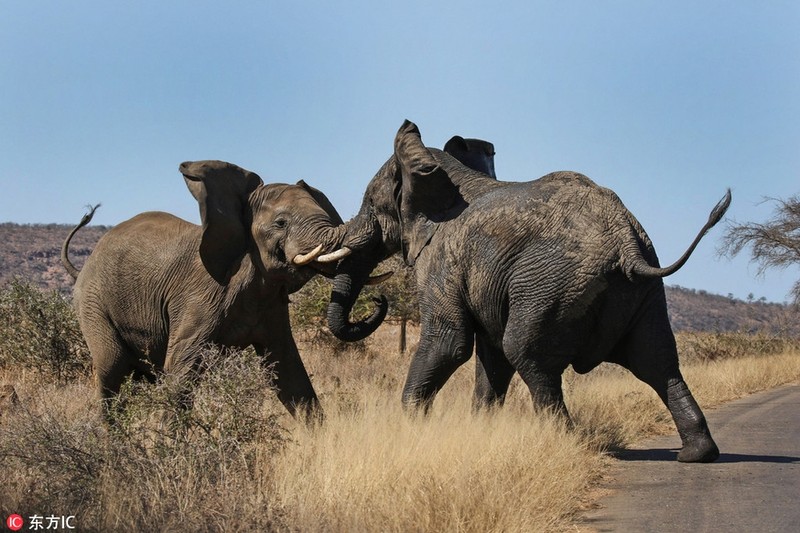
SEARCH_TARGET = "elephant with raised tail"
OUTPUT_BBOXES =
[327,120,729,462]
[62,160,367,421]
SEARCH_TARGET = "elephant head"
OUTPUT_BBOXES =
[180,160,347,288]
[443,135,497,178]
[327,121,470,341]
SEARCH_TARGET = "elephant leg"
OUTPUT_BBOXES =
[514,359,570,420]
[473,335,515,410]
[162,337,207,413]
[502,308,570,420]
[256,339,322,424]
[621,297,719,463]
[83,319,136,422]
[256,304,322,422]
[402,312,475,413]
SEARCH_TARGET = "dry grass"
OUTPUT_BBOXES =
[1,321,799,532]
[271,384,601,532]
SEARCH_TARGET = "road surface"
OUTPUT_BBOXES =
[582,383,800,533]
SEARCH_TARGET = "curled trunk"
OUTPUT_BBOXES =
[327,254,388,342]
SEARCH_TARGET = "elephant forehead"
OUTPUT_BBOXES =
[251,184,324,211]
[252,184,301,204]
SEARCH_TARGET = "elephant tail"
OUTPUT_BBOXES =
[625,189,731,280]
[61,204,100,281]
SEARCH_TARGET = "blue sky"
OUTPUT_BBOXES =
[2,1,799,302]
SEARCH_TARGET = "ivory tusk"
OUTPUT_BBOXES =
[316,247,352,263]
[293,244,324,265]
[365,271,394,285]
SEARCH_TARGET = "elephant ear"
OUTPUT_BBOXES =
[394,120,460,265]
[443,135,469,154]
[296,179,344,225]
[180,160,263,284]
[443,135,497,178]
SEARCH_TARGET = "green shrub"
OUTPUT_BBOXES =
[0,280,90,381]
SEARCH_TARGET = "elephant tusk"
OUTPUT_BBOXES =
[365,271,394,285]
[293,244,325,265]
[316,247,352,263]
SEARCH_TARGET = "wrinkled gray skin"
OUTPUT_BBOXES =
[329,121,730,462]
[62,160,351,422]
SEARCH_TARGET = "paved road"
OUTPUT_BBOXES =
[582,383,800,533]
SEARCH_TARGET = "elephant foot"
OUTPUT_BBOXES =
[677,436,720,463]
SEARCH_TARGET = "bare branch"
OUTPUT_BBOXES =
[720,194,800,303]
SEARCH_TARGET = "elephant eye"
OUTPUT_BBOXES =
[273,218,288,229]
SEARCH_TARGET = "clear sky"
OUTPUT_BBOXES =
[2,1,798,302]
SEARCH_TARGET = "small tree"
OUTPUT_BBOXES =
[721,194,800,304]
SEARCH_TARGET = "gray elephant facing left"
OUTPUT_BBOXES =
[62,160,351,422]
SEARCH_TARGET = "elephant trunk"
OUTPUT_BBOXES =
[327,254,388,342]
[290,223,348,266]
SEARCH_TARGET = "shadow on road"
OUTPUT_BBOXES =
[611,448,800,464]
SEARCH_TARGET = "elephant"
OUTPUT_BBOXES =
[327,120,729,462]
[61,160,357,422]
[443,135,497,178]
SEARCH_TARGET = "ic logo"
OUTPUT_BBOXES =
[6,514,24,531]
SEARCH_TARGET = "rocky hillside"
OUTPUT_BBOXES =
[1,222,797,335]
[665,286,798,335]
[0,222,110,293]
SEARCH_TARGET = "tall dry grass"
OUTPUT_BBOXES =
[271,384,601,532]
[1,298,799,532]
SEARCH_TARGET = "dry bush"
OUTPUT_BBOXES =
[676,330,800,363]
[682,350,800,407]
[0,347,289,532]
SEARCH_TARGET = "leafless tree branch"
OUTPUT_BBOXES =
[720,194,800,304]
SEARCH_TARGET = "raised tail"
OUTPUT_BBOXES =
[627,189,731,280]
[61,204,100,280]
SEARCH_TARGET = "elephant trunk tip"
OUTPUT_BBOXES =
[326,293,388,342]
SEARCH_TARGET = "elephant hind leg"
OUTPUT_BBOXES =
[473,335,515,411]
[84,322,138,423]
[621,300,720,463]
[501,314,570,419]
[514,359,570,420]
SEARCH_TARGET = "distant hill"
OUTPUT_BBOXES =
[1,222,797,335]
[0,222,110,293]
[665,286,798,335]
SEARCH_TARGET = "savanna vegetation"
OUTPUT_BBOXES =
[1,278,799,532]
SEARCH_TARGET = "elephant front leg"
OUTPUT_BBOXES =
[402,322,475,413]
[256,337,322,424]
